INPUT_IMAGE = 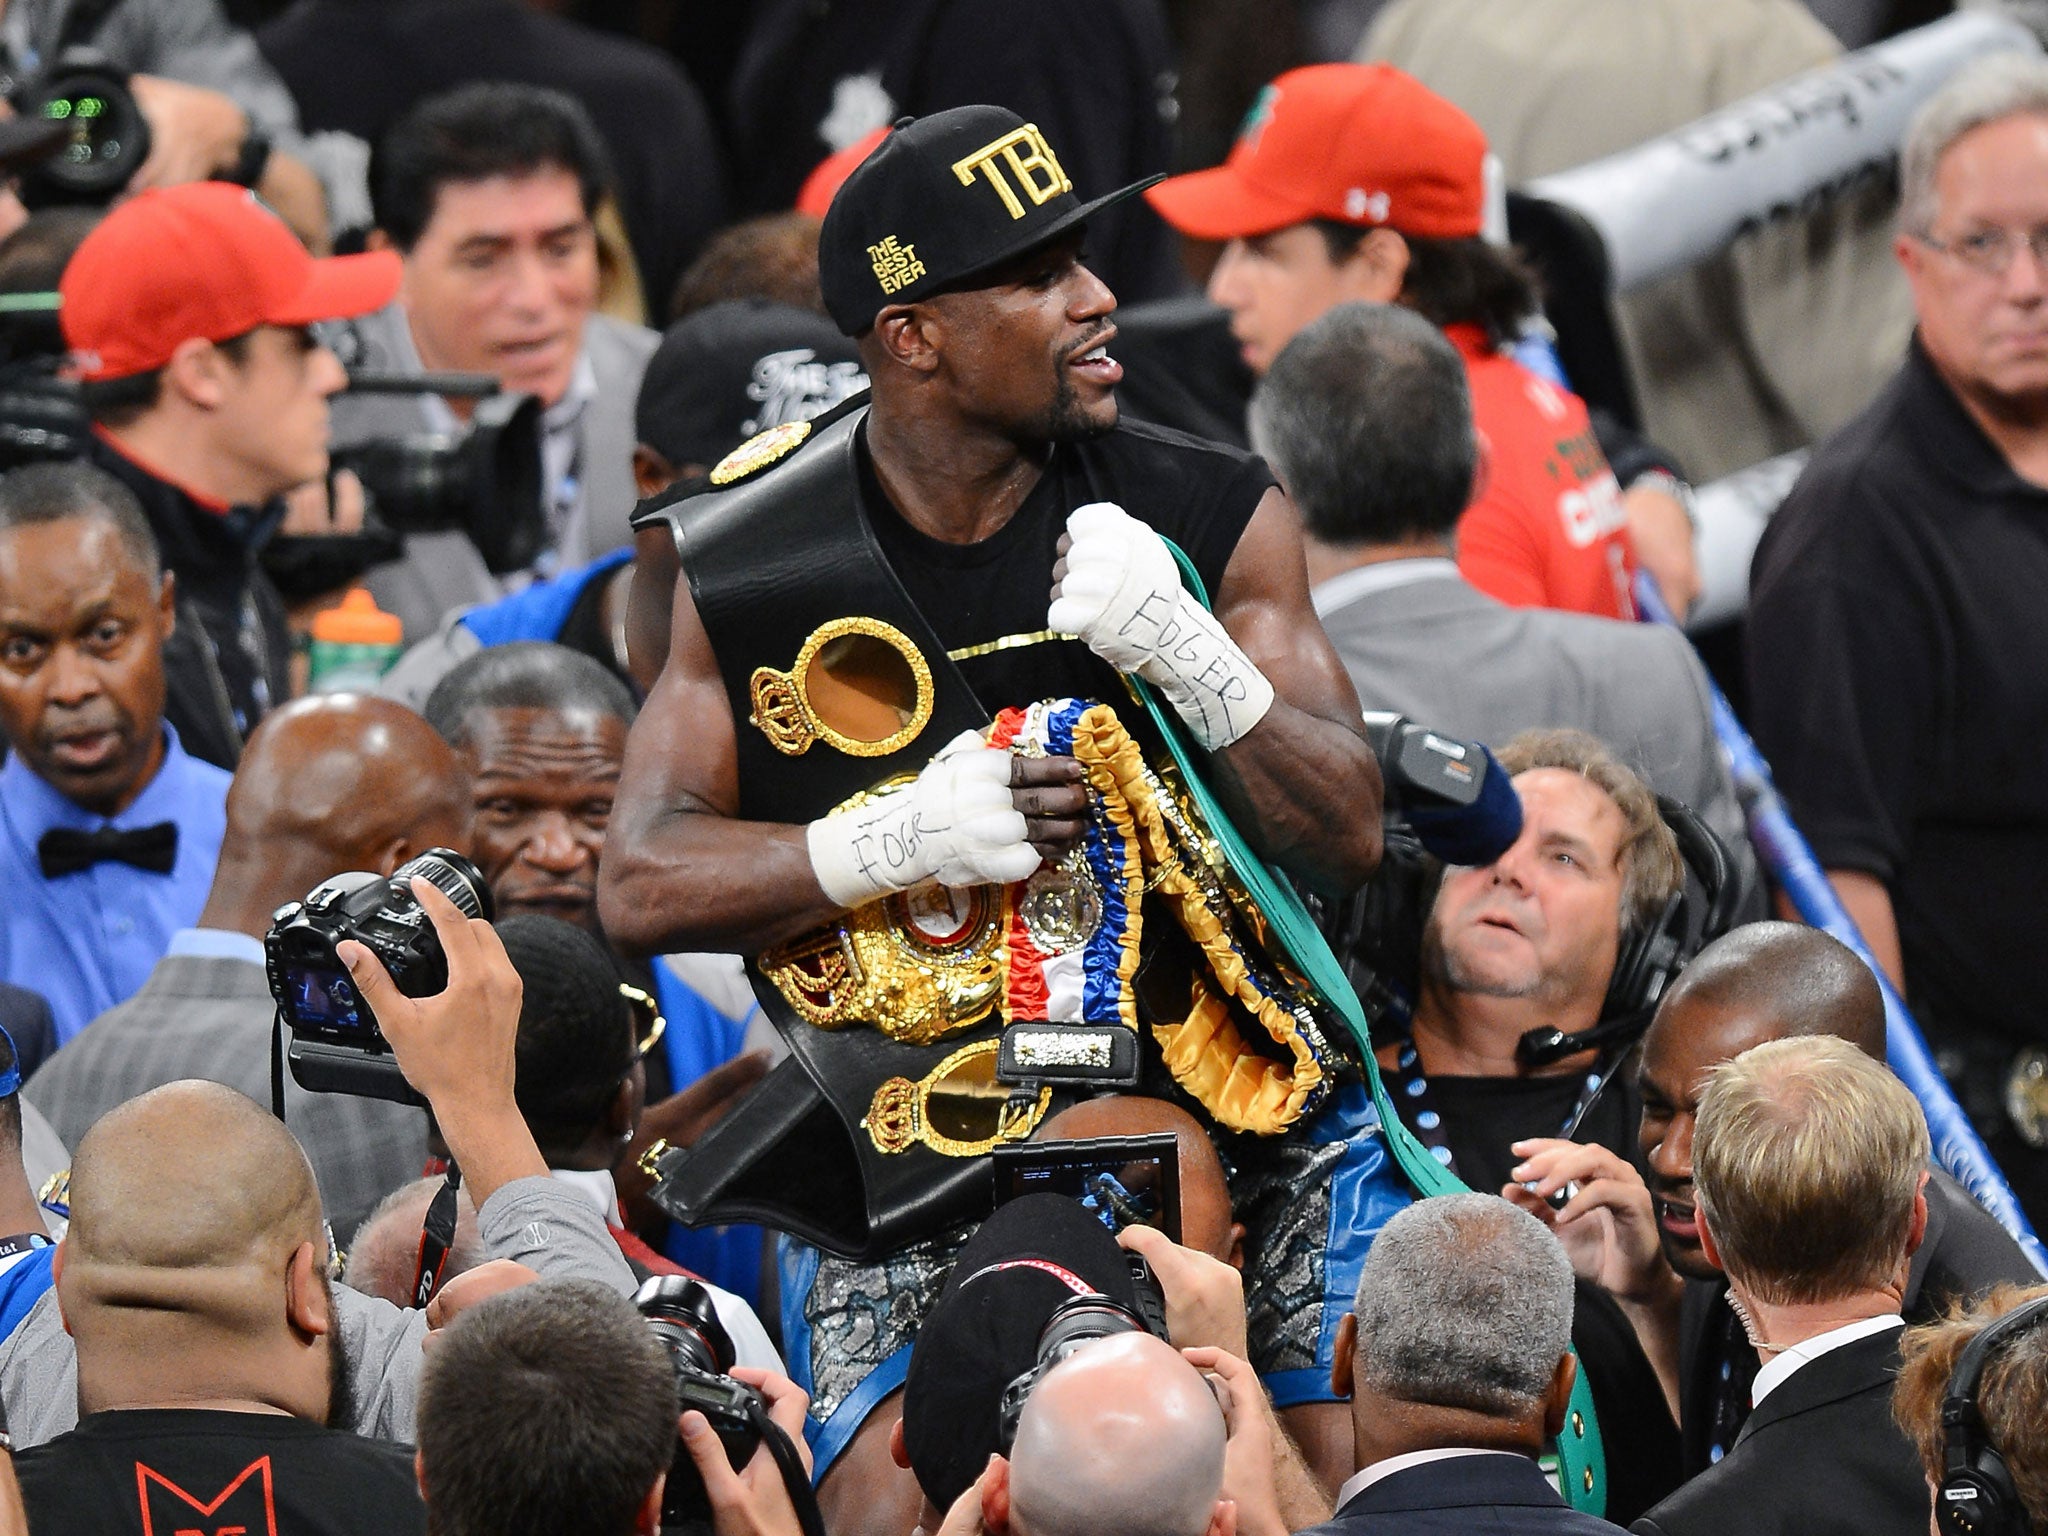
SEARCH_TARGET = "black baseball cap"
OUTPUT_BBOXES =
[902,1194,1140,1512]
[635,300,867,471]
[819,105,1161,335]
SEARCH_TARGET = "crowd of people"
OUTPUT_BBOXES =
[0,1,2040,1534]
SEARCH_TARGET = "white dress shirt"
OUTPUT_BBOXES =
[1336,1447,1526,1509]
[548,1167,784,1373]
[1749,1313,1904,1407]
[1309,557,1463,621]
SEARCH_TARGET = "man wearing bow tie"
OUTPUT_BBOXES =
[0,462,230,1045]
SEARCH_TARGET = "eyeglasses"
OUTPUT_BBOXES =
[1915,225,2048,277]
[620,983,667,1063]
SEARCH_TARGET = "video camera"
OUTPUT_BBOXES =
[333,370,547,576]
[1363,711,1522,869]
[262,849,493,1105]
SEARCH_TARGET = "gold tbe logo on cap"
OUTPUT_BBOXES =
[951,124,1073,220]
[869,235,926,294]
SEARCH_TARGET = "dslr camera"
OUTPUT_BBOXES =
[635,1275,767,1529]
[995,1248,1169,1449]
[263,849,492,1105]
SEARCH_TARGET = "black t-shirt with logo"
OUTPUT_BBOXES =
[16,1409,426,1536]
[858,416,1273,721]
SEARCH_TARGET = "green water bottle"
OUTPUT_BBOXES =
[308,587,404,693]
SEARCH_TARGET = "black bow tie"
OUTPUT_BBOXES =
[38,822,179,879]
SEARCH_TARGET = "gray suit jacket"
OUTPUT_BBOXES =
[25,951,428,1244]
[1316,566,1761,911]
[331,303,658,639]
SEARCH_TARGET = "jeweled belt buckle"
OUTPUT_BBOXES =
[996,1021,1141,1088]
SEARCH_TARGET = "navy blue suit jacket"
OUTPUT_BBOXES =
[1299,1451,1624,1536]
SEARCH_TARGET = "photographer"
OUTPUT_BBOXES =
[26,692,472,1239]
[1,0,329,246]
[0,877,641,1447]
[60,182,402,757]
[416,1276,813,1536]
[892,1195,1308,1536]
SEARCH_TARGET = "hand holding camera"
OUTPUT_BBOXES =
[335,874,522,1114]
[1115,1222,1250,1360]
[640,1276,822,1536]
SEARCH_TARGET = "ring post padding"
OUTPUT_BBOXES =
[1525,11,2041,294]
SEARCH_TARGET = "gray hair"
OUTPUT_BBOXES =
[1900,51,2048,235]
[1248,302,1475,549]
[0,460,161,584]
[1353,1193,1574,1416]
[422,639,638,750]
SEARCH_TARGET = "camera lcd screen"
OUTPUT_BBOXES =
[286,965,369,1034]
[992,1134,1181,1243]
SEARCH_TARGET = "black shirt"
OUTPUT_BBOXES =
[16,1408,426,1536]
[858,417,1272,717]
[726,0,1182,304]
[86,435,291,771]
[1746,338,2048,1048]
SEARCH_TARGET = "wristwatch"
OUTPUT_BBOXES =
[1628,468,1699,532]
[223,115,271,189]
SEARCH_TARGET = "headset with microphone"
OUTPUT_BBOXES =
[1936,1293,2048,1536]
[1517,795,1738,1070]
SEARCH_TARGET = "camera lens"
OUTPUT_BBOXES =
[633,1276,737,1375]
[393,849,493,922]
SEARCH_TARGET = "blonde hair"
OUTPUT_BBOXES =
[1496,728,1683,932]
[1694,1036,1929,1305]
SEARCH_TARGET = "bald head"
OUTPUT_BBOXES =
[204,694,472,932]
[344,1176,481,1307]
[1008,1333,1227,1536]
[1653,922,1885,1060]
[69,1081,321,1273]
[61,1082,340,1419]
[1034,1096,1240,1264]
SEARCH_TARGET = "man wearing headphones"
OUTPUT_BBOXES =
[1895,1284,2048,1536]
[1345,725,1715,1522]
[1371,726,1698,1197]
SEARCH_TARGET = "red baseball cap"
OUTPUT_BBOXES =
[795,126,890,218]
[60,182,402,381]
[1146,63,1488,242]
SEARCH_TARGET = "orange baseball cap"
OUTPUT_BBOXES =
[61,182,402,381]
[1146,63,1488,242]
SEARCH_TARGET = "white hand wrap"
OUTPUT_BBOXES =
[1047,501,1275,751]
[806,730,1041,909]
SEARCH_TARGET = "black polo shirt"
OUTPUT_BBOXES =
[1746,337,2048,1047]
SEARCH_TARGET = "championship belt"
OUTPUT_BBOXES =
[640,411,1347,1260]
[756,698,1344,1138]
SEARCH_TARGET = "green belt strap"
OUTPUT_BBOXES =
[1129,539,1608,1516]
